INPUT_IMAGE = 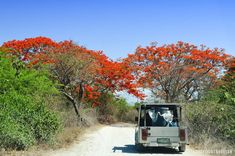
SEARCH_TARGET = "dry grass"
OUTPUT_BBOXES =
[0,124,103,156]
[51,108,99,149]
[52,126,84,149]
[52,123,103,149]
[121,109,138,123]
[189,134,234,156]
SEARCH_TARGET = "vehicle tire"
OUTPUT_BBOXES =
[135,144,144,152]
[179,144,186,152]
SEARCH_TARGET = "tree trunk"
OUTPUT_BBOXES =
[62,91,81,119]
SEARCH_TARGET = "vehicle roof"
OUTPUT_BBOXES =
[141,103,182,106]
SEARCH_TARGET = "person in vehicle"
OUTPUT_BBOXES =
[147,107,177,127]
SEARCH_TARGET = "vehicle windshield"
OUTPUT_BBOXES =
[139,105,179,127]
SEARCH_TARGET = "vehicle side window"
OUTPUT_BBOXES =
[139,109,145,126]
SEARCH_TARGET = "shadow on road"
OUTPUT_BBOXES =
[112,145,181,154]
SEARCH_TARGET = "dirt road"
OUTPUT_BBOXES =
[50,124,206,156]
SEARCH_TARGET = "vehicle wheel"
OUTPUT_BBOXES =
[135,144,144,152]
[179,144,186,152]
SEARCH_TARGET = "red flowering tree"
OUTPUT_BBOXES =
[2,37,144,120]
[46,40,144,118]
[90,52,145,100]
[3,37,58,65]
[47,41,98,118]
[125,41,229,102]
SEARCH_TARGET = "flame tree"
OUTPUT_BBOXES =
[3,37,144,119]
[125,41,229,102]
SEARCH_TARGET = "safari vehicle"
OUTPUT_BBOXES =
[135,103,188,152]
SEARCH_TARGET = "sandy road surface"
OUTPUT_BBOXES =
[50,124,208,156]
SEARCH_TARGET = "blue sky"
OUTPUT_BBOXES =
[1,0,235,59]
[1,0,234,104]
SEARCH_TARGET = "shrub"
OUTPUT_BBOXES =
[185,101,235,144]
[121,108,138,123]
[30,104,61,142]
[0,52,61,150]
[0,117,35,150]
[115,98,129,121]
[95,93,137,123]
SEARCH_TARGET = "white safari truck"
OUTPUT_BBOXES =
[135,103,188,152]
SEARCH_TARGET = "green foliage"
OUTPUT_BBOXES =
[0,52,61,150]
[219,82,235,105]
[187,68,235,145]
[204,70,235,106]
[133,102,142,109]
[186,100,235,145]
[29,104,61,142]
[115,99,129,117]
[204,84,235,106]
[0,115,35,150]
[95,93,136,123]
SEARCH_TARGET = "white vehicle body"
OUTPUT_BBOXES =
[135,103,188,152]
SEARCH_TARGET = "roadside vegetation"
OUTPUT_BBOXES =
[0,37,234,152]
[125,42,235,151]
[0,52,61,150]
[185,59,235,150]
[0,37,141,151]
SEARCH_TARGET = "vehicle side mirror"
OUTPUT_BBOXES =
[135,116,138,122]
